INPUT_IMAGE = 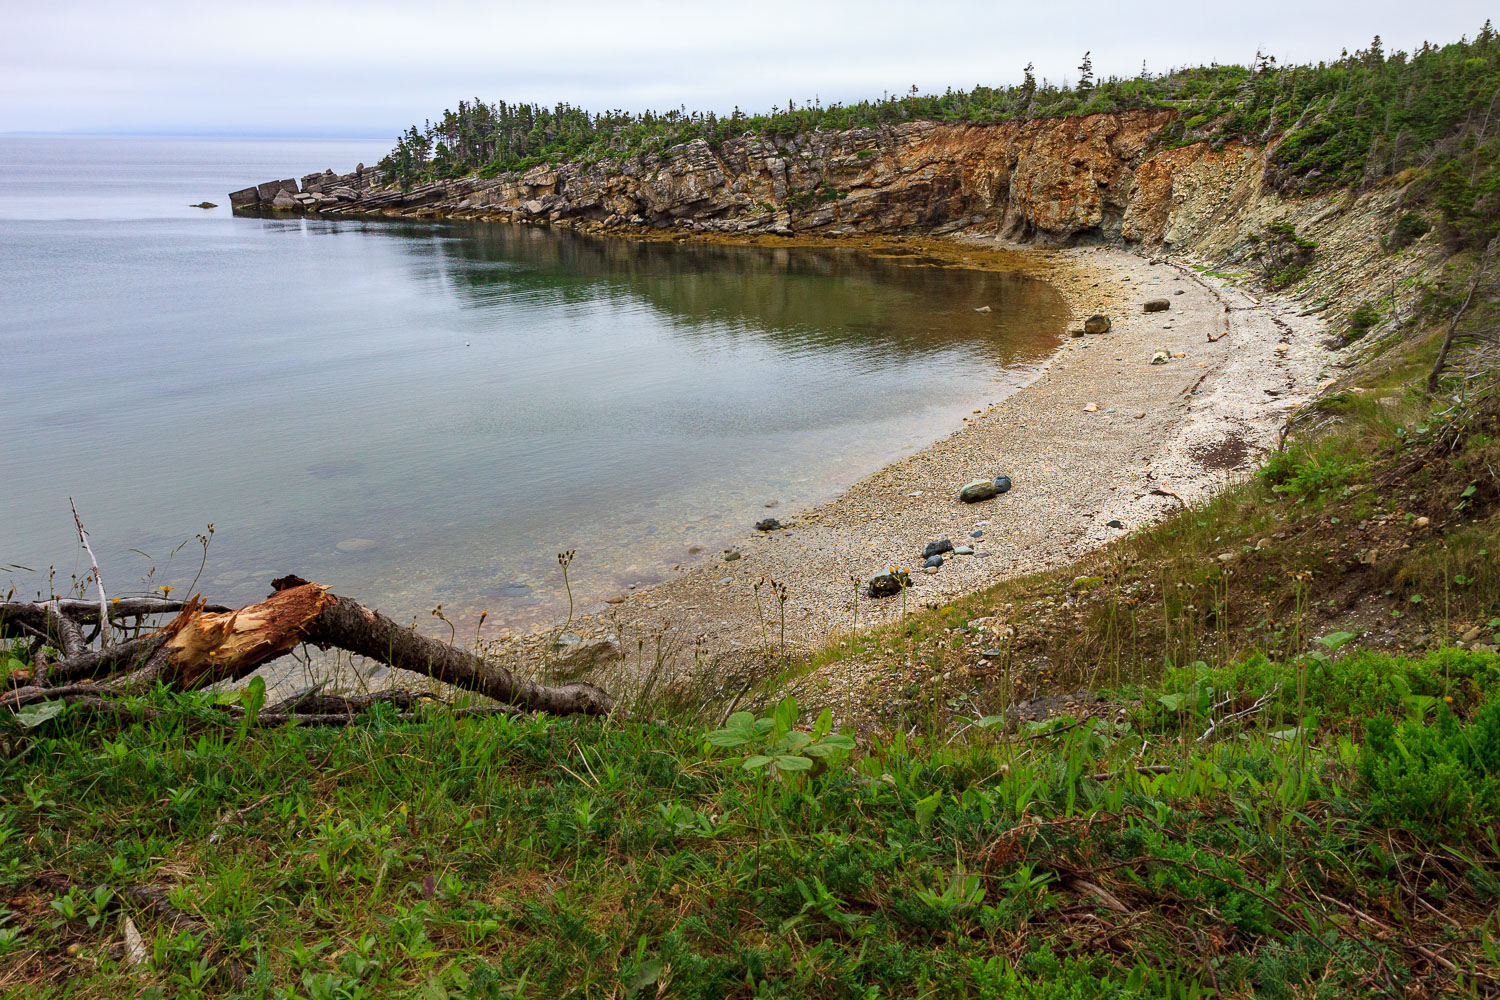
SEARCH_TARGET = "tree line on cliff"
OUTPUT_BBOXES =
[380,23,1500,249]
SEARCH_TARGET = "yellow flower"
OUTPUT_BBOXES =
[160,585,174,594]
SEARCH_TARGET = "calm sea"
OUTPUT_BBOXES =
[0,134,1065,626]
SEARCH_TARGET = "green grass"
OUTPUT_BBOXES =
[3,640,1499,998]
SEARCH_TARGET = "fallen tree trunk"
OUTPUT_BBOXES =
[2,576,612,717]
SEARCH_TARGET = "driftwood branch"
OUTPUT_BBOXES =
[69,498,110,649]
[2,574,612,717]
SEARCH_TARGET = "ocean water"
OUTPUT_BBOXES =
[0,134,1066,626]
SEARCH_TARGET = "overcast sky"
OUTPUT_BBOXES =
[2,1,1491,138]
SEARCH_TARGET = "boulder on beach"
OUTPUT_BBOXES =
[755,517,782,531]
[993,474,1012,495]
[924,554,944,568]
[867,568,911,598]
[922,539,954,559]
[1144,299,1171,313]
[1084,314,1111,334]
[554,635,622,679]
[959,479,999,503]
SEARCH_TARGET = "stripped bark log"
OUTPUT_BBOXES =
[2,576,612,717]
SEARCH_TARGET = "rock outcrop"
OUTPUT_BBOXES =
[230,111,1274,248]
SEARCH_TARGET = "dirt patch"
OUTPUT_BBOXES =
[1190,431,1252,470]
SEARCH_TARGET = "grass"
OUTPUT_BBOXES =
[2,641,1499,998]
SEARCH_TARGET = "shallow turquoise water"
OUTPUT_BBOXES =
[0,135,1066,625]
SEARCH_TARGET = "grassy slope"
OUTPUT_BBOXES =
[2,646,1499,998]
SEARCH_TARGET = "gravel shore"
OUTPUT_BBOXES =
[352,236,1340,696]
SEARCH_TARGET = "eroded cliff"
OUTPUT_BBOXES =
[232,111,1277,249]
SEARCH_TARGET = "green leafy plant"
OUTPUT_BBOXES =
[705,698,854,776]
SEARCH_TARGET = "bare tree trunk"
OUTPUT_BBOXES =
[1427,240,1496,397]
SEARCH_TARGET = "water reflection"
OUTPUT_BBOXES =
[5,209,1065,629]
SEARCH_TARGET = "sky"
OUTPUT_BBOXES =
[2,0,1492,138]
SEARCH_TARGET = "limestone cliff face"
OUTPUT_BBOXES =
[231,110,1272,249]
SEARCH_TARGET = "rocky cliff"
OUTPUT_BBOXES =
[231,111,1281,249]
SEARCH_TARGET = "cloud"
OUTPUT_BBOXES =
[3,0,1492,135]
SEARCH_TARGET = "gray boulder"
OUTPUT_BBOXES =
[922,539,954,559]
[993,474,1012,494]
[924,554,944,568]
[257,178,297,201]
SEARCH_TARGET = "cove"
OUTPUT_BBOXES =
[0,137,1067,627]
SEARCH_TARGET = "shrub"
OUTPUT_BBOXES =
[1386,210,1430,251]
[1259,222,1318,290]
[1259,438,1367,504]
[1345,301,1381,340]
[1358,700,1500,839]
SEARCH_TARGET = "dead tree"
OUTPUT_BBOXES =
[1427,238,1496,397]
[1,576,611,721]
